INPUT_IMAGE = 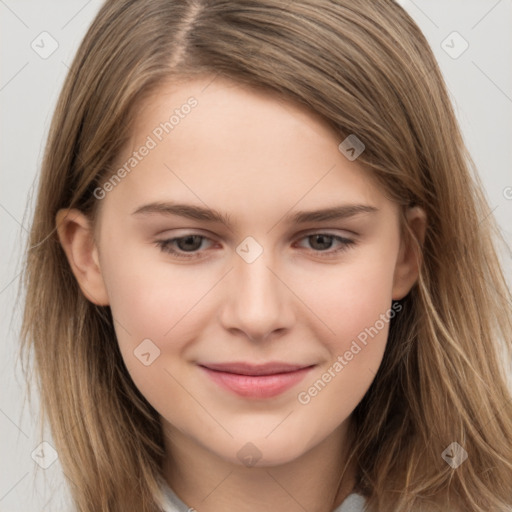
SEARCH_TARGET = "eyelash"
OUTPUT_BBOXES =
[155,232,356,260]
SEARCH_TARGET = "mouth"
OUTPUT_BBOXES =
[198,362,316,399]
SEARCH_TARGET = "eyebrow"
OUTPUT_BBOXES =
[131,201,378,227]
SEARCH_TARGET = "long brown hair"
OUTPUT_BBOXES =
[20,1,512,510]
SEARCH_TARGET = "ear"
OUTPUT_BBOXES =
[392,206,427,300]
[55,208,110,306]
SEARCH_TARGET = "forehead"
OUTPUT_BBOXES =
[99,75,391,226]
[129,75,339,159]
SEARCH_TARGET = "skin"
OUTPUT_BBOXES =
[57,75,426,512]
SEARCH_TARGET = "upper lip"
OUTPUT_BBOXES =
[199,362,314,376]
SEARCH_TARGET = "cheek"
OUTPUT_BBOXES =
[296,247,397,352]
[101,239,211,333]
[293,246,398,431]
[99,245,209,417]
[99,242,213,378]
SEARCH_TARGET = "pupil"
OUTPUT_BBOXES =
[178,236,202,252]
[311,234,332,250]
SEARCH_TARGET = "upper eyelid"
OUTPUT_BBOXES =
[156,227,358,241]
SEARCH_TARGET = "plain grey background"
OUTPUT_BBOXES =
[1,1,511,510]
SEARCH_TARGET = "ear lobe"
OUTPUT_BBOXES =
[392,206,427,300]
[55,208,110,306]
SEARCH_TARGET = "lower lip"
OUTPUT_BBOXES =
[200,366,314,399]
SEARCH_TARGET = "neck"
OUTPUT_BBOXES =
[161,418,357,512]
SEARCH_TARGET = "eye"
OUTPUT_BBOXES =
[294,233,356,257]
[156,234,214,259]
[155,232,356,260]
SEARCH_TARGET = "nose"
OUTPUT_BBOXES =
[218,249,295,342]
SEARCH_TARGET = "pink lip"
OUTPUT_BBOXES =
[199,362,315,399]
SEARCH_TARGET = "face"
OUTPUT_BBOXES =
[58,75,423,468]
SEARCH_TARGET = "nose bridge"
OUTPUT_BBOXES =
[237,253,278,303]
[219,243,292,340]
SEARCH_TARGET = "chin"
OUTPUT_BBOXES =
[218,433,317,469]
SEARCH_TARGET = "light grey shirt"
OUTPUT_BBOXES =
[160,482,367,512]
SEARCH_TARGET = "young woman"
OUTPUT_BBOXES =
[21,1,512,511]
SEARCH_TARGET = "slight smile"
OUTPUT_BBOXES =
[198,362,317,399]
